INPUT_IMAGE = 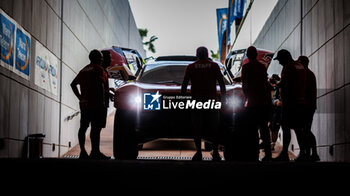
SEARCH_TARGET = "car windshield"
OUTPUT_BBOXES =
[138,65,186,84]
[138,63,231,85]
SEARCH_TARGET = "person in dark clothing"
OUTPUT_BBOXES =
[241,46,272,161]
[71,49,110,160]
[268,74,282,152]
[297,56,320,161]
[181,46,226,161]
[273,49,307,161]
[101,50,115,103]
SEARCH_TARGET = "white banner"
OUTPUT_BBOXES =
[34,40,59,96]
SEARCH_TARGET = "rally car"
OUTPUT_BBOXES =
[112,55,245,159]
[101,46,145,88]
[225,48,275,79]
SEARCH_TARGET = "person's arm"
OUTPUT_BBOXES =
[280,65,294,98]
[311,72,317,109]
[241,64,248,99]
[216,66,226,101]
[70,74,81,100]
[181,66,191,95]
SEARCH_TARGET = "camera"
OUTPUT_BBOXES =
[269,74,280,85]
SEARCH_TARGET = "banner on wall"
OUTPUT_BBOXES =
[15,25,31,79]
[0,8,31,80]
[35,41,59,96]
[0,9,16,69]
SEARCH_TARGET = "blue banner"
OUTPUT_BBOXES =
[227,0,245,47]
[15,27,31,77]
[234,0,245,19]
[0,12,15,67]
[216,8,228,61]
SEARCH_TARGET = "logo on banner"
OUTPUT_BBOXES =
[15,28,30,77]
[143,91,161,110]
[0,12,15,66]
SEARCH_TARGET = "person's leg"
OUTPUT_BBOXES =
[207,110,221,161]
[271,107,282,150]
[191,110,203,161]
[273,107,292,161]
[270,125,279,151]
[78,126,89,155]
[260,124,272,159]
[246,108,260,161]
[90,108,109,159]
[78,110,90,158]
[308,132,319,160]
[294,127,308,160]
[305,109,319,160]
[90,127,102,154]
[278,124,291,159]
[259,107,272,160]
[294,105,310,161]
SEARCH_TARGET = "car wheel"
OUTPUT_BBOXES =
[113,110,138,160]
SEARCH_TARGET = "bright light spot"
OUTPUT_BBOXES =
[134,96,141,104]
[227,95,242,111]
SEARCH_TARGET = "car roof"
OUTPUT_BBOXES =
[155,55,198,61]
[145,60,193,69]
[144,60,226,73]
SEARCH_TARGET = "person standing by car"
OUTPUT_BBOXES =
[241,46,272,161]
[71,49,110,160]
[269,74,282,152]
[297,56,320,161]
[181,46,226,161]
[101,50,115,103]
[273,49,307,161]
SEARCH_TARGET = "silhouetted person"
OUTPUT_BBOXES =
[297,56,320,161]
[71,49,110,160]
[273,49,307,161]
[101,50,115,102]
[181,46,226,161]
[268,74,282,152]
[241,46,272,161]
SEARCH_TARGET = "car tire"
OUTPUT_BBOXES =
[113,110,138,160]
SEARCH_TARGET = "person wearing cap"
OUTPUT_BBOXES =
[241,46,272,161]
[297,56,320,161]
[273,49,307,161]
[181,46,226,161]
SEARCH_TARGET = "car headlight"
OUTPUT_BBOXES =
[134,96,142,104]
[128,93,142,110]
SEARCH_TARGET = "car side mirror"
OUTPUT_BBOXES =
[107,64,136,81]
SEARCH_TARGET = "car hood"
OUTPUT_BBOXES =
[117,81,241,92]
[114,81,243,112]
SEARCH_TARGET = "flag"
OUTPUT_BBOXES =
[234,0,245,19]
[227,0,245,51]
[216,8,228,64]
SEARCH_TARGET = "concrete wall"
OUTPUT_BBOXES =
[232,0,278,50]
[252,0,350,161]
[0,0,145,158]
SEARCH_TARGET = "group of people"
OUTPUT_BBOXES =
[242,46,320,162]
[180,46,319,162]
[72,46,319,162]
